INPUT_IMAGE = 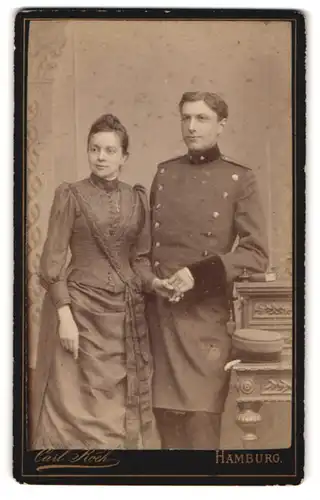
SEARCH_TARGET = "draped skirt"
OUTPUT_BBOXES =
[31,281,159,450]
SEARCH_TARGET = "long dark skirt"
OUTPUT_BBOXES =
[31,282,159,449]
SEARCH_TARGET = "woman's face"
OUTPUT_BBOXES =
[88,131,128,180]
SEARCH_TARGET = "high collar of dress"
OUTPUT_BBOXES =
[188,144,221,165]
[90,173,119,192]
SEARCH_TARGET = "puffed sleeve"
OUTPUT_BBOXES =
[130,184,157,293]
[188,170,269,295]
[39,182,76,308]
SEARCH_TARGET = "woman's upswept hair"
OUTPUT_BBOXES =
[87,114,129,154]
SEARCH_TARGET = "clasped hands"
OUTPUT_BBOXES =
[152,267,195,303]
[58,268,196,359]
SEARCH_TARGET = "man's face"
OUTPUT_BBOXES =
[180,100,227,151]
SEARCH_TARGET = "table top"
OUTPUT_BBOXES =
[231,359,292,372]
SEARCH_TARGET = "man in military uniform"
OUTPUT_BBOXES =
[148,91,269,449]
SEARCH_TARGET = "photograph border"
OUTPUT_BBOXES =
[13,7,305,485]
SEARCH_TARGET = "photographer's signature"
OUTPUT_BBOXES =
[35,449,120,471]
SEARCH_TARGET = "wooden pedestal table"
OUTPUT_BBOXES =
[231,357,292,449]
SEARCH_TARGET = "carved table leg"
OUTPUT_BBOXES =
[236,401,263,449]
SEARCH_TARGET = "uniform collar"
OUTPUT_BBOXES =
[188,144,221,165]
[90,173,119,192]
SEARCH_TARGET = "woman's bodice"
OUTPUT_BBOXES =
[39,175,155,308]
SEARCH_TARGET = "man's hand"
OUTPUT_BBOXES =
[167,267,195,302]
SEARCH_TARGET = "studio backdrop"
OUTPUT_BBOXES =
[27,19,292,448]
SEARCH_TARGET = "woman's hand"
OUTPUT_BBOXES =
[151,278,176,300]
[57,305,79,360]
[167,267,195,303]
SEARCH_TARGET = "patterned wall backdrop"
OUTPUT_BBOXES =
[27,21,68,368]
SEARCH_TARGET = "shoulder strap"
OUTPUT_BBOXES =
[220,154,252,170]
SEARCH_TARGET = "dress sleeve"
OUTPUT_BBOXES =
[188,170,269,295]
[130,184,157,293]
[39,182,76,308]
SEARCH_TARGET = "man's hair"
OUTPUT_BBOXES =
[179,92,229,121]
[87,113,129,154]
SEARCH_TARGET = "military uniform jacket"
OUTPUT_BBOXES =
[148,145,268,413]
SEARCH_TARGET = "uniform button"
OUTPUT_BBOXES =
[154,222,160,229]
[223,191,228,199]
[159,168,165,174]
[155,203,161,210]
[202,250,209,257]
[158,184,164,191]
[154,261,160,267]
[200,155,205,161]
[213,211,220,218]
[155,242,161,247]
[206,231,213,237]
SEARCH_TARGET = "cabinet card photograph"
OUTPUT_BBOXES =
[13,8,305,485]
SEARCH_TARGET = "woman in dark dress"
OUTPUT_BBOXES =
[31,114,172,450]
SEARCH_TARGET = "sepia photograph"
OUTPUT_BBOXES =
[13,9,305,485]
